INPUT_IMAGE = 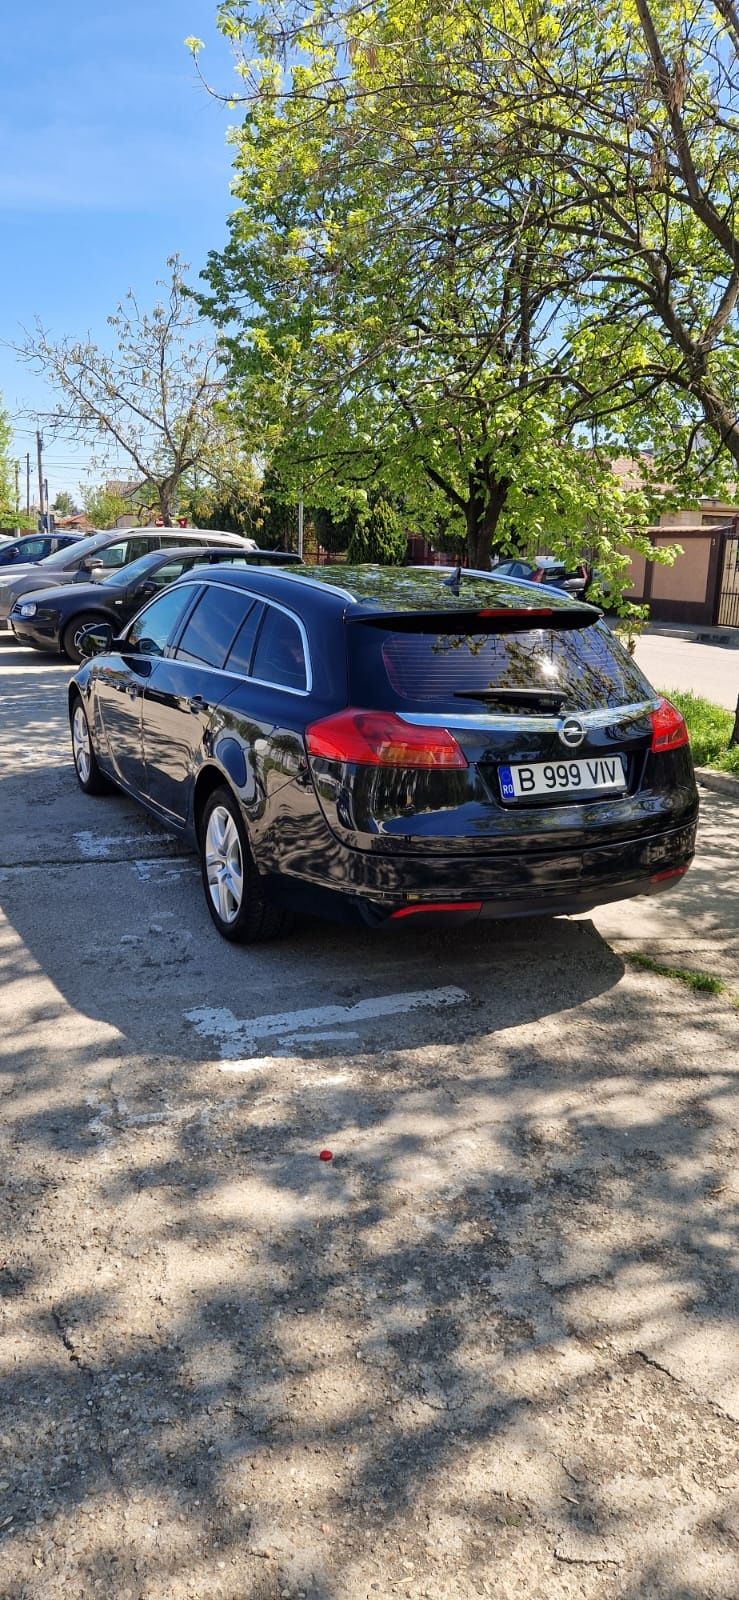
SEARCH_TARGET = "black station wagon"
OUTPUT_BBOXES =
[69,565,698,941]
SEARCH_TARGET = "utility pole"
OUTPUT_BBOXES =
[44,478,51,533]
[36,431,44,527]
[25,453,30,516]
[297,494,304,559]
[14,461,19,516]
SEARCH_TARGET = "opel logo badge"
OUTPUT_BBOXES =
[559,716,585,750]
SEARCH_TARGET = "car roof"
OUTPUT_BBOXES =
[56,526,250,559]
[173,562,596,618]
[120,542,264,569]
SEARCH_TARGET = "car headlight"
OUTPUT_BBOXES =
[17,602,38,618]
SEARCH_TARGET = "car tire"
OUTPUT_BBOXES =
[70,694,111,795]
[63,613,108,664]
[199,786,293,943]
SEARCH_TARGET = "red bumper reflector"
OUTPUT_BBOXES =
[650,697,690,753]
[390,900,483,920]
[650,866,688,883]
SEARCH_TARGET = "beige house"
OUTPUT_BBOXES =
[624,500,739,627]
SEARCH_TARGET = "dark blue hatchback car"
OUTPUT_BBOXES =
[69,564,698,941]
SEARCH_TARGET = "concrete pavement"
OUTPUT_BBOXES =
[0,635,737,1600]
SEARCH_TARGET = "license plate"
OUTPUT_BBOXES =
[499,754,627,801]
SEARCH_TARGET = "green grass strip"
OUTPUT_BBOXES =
[626,950,733,999]
[659,689,739,775]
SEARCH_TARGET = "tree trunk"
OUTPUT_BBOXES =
[730,692,739,748]
[157,484,175,527]
[693,381,739,470]
[465,476,509,569]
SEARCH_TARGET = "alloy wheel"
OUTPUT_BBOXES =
[72,705,92,784]
[205,805,244,925]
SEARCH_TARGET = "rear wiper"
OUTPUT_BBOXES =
[453,688,569,710]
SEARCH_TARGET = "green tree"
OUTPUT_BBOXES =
[51,490,77,517]
[209,0,739,499]
[255,465,298,549]
[181,444,261,534]
[0,401,14,522]
[197,3,677,593]
[348,498,407,564]
[81,483,131,530]
[501,0,739,487]
[313,503,355,555]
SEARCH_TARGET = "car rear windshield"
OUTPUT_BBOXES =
[347,618,654,712]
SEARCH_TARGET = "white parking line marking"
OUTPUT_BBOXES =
[186,985,469,1065]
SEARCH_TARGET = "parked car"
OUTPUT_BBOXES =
[491,556,594,597]
[10,544,302,662]
[0,531,84,567]
[69,563,697,942]
[0,526,254,626]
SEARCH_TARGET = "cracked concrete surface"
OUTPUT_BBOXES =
[0,636,737,1600]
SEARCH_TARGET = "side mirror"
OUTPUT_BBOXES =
[81,556,105,576]
[139,580,157,598]
[77,622,113,659]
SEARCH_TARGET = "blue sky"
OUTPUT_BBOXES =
[0,1,238,503]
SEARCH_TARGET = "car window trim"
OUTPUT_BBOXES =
[165,578,313,695]
[223,599,265,677]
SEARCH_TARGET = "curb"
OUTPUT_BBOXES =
[695,765,739,799]
[640,624,739,647]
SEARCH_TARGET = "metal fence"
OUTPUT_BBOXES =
[718,533,739,628]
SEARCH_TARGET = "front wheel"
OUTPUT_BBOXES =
[70,695,111,794]
[199,786,293,943]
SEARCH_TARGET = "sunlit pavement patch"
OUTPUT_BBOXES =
[186,984,469,1070]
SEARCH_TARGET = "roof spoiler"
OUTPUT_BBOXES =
[348,603,602,634]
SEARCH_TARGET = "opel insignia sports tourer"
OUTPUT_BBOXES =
[69,565,698,941]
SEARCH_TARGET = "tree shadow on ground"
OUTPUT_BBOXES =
[1,869,737,1598]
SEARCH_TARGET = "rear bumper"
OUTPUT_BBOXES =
[267,817,698,926]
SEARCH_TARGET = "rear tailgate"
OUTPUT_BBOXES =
[307,609,694,855]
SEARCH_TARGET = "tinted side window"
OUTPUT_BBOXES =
[251,605,307,691]
[124,536,159,562]
[13,537,50,560]
[175,585,252,669]
[96,540,131,568]
[142,559,188,591]
[126,587,194,657]
[225,602,263,676]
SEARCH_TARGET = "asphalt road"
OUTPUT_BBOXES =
[635,630,739,711]
[0,635,737,1600]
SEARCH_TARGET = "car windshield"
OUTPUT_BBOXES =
[39,533,105,569]
[102,552,160,587]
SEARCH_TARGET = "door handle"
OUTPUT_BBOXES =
[188,695,207,713]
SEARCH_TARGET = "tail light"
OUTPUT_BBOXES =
[306,709,468,768]
[650,698,690,753]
